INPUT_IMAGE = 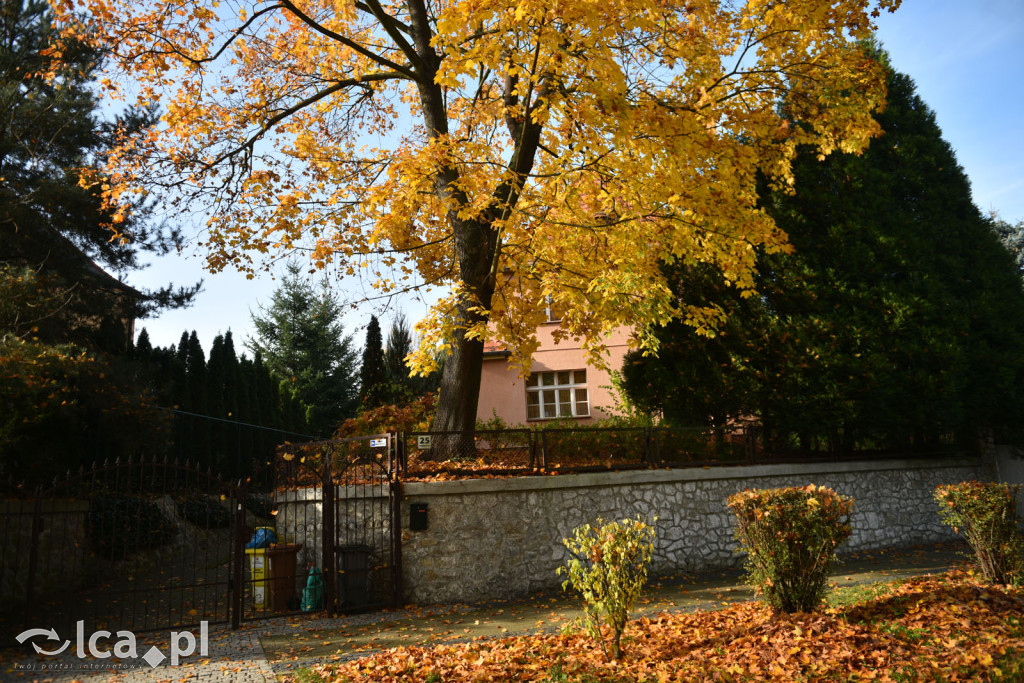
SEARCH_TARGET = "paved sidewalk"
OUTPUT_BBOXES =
[0,542,969,683]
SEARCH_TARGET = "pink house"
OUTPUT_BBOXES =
[476,310,631,426]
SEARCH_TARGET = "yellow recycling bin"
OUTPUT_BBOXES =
[245,526,276,610]
[245,547,269,609]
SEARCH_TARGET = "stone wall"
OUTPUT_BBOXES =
[993,444,1024,510]
[398,456,990,605]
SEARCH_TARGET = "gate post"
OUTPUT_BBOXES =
[321,449,336,615]
[231,480,247,630]
[23,495,43,631]
[391,477,403,607]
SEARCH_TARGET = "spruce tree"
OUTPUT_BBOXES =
[993,218,1024,274]
[379,313,441,405]
[134,328,153,358]
[248,262,358,434]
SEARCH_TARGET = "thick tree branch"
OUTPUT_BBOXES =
[278,0,417,80]
[357,0,424,75]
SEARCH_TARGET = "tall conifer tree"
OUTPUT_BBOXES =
[359,315,386,409]
[623,49,1024,450]
[248,262,358,433]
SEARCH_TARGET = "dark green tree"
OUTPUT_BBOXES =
[134,328,153,358]
[383,313,443,405]
[623,50,1024,452]
[384,314,414,387]
[0,0,205,479]
[248,262,359,433]
[0,0,200,351]
[0,266,166,482]
[358,315,387,409]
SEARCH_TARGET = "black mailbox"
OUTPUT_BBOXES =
[410,502,428,531]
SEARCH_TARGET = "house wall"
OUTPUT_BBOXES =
[477,324,632,425]
[397,456,990,604]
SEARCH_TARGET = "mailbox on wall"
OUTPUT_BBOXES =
[410,502,428,531]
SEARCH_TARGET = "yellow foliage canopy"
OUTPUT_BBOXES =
[53,0,897,379]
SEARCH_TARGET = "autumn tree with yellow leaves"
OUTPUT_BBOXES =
[51,0,899,445]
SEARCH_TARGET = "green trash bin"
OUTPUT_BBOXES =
[335,544,372,608]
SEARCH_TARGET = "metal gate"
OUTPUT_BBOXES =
[0,457,240,641]
[244,433,401,621]
[1,437,403,642]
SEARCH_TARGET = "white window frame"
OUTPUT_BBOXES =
[543,295,560,323]
[525,370,589,420]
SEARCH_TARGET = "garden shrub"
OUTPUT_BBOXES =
[728,485,853,614]
[934,481,1024,585]
[88,495,177,560]
[558,517,656,660]
[176,495,230,528]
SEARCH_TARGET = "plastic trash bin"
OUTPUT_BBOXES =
[266,543,303,612]
[335,544,372,608]
[244,548,269,609]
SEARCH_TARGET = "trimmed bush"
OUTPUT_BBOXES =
[558,517,656,660]
[728,485,853,614]
[177,495,231,528]
[935,481,1023,585]
[88,495,177,560]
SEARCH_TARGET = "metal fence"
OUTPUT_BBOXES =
[397,424,964,477]
[0,433,404,644]
[0,456,241,643]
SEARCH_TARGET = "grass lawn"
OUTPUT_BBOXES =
[284,570,1024,682]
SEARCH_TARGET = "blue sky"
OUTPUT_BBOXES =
[130,0,1024,352]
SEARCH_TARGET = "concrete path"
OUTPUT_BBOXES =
[0,542,969,683]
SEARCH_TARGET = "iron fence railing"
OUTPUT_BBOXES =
[395,425,969,477]
[248,433,403,621]
[0,456,241,643]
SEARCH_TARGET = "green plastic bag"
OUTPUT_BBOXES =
[301,567,324,612]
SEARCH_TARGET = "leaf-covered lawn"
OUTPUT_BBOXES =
[293,571,1024,682]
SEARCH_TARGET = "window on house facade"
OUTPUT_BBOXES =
[543,295,560,323]
[526,370,589,420]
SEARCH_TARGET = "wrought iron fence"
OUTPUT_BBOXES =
[0,456,241,643]
[396,424,961,477]
[403,429,536,476]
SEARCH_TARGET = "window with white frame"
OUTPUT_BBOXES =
[525,370,589,420]
[543,295,560,323]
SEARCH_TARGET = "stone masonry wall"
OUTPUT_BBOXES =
[398,457,991,605]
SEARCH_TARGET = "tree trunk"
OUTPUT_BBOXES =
[430,324,486,459]
[406,0,542,455]
[428,218,498,458]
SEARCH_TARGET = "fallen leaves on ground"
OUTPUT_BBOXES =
[296,571,1024,682]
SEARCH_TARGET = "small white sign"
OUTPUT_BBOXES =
[417,435,433,450]
[369,438,387,448]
